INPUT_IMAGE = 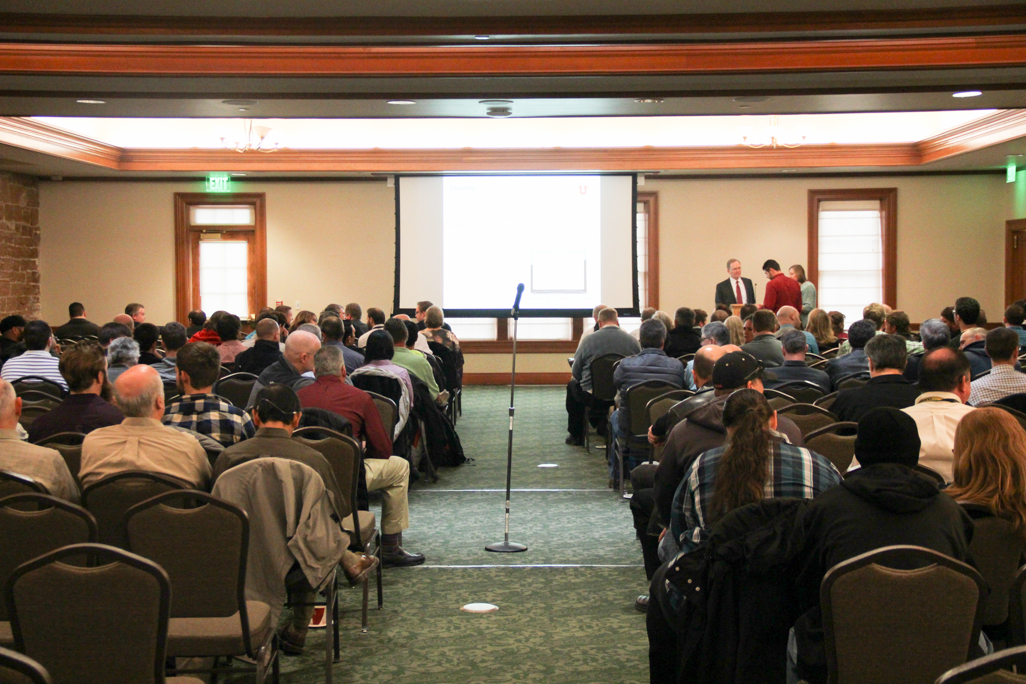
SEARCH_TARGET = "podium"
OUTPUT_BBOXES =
[731,304,744,318]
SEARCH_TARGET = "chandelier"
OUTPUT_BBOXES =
[741,115,806,149]
[220,120,279,153]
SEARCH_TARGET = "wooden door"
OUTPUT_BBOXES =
[1006,219,1026,305]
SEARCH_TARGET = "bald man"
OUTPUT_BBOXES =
[80,364,211,488]
[112,313,135,332]
[246,329,321,408]
[234,317,283,375]
[775,305,819,355]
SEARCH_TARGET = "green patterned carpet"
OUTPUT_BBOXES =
[276,385,649,684]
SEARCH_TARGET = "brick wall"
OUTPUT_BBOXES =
[0,173,41,319]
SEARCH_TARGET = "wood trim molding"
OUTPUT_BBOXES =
[2,36,1026,77]
[464,372,571,386]
[638,191,659,310]
[4,109,1025,173]
[461,339,578,354]
[808,187,898,308]
[1006,219,1026,306]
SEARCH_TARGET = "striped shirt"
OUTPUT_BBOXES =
[968,363,1026,407]
[162,393,255,448]
[671,437,841,553]
[0,350,68,391]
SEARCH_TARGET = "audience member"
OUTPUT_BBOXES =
[739,303,758,322]
[904,317,951,382]
[960,326,991,379]
[710,309,729,323]
[163,342,255,447]
[27,341,123,443]
[80,364,210,488]
[112,313,135,332]
[565,308,641,446]
[1004,304,1026,348]
[741,309,783,367]
[56,302,101,340]
[775,305,819,354]
[806,308,838,353]
[760,259,803,313]
[680,321,731,390]
[790,264,817,327]
[577,305,609,347]
[186,309,206,337]
[978,308,988,327]
[647,343,734,448]
[663,388,839,558]
[693,309,707,327]
[125,302,146,325]
[0,320,67,390]
[884,310,923,355]
[345,302,368,337]
[902,347,975,482]
[766,329,830,394]
[319,316,364,375]
[216,314,246,365]
[133,323,162,365]
[288,310,317,336]
[830,334,920,423]
[415,299,451,332]
[664,307,702,358]
[0,379,79,502]
[212,382,379,655]
[324,303,343,318]
[274,304,294,328]
[98,321,131,350]
[940,305,960,339]
[353,329,415,405]
[188,310,224,345]
[631,307,657,339]
[105,336,139,384]
[419,306,462,362]
[385,318,445,404]
[836,303,885,355]
[954,296,982,336]
[829,311,847,341]
[653,310,673,336]
[246,329,320,407]
[296,346,424,567]
[742,315,754,344]
[357,307,387,348]
[824,319,875,388]
[725,315,744,346]
[968,326,1026,406]
[151,322,187,383]
[0,315,26,364]
[789,407,972,684]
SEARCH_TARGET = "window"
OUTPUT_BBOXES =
[808,189,896,325]
[455,318,498,341]
[174,194,267,323]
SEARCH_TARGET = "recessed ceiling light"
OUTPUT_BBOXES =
[486,106,513,117]
[635,99,664,104]
[222,99,258,106]
[387,100,417,105]
[953,91,983,98]
[230,173,247,177]
[475,35,490,40]
[76,99,105,105]
[238,108,249,112]
[479,99,513,105]
[738,105,751,109]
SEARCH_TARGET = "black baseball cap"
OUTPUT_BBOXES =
[712,351,773,390]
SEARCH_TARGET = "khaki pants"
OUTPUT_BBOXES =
[364,456,409,535]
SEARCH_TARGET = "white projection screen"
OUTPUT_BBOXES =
[395,174,638,317]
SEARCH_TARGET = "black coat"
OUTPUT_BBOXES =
[715,277,756,307]
[664,326,702,359]
[829,374,920,423]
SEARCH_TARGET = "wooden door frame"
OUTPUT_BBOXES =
[1005,219,1026,306]
[174,193,267,323]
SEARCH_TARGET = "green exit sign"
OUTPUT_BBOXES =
[206,173,232,193]
[1009,161,1018,184]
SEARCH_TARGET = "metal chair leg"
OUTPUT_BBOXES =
[333,584,340,662]
[325,572,335,680]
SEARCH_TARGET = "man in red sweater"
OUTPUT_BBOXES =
[761,259,803,313]
[297,345,424,567]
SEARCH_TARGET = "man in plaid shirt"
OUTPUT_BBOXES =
[163,342,255,447]
[968,326,1026,406]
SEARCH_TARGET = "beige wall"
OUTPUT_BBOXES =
[38,174,1013,375]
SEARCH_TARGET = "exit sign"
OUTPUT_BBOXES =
[206,173,231,192]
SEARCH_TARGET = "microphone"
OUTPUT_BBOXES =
[512,283,525,315]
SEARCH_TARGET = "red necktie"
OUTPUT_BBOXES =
[735,280,743,304]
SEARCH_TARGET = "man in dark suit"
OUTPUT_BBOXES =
[825,319,876,390]
[766,329,831,394]
[714,258,756,308]
[830,334,920,422]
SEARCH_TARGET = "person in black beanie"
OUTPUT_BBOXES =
[788,407,975,684]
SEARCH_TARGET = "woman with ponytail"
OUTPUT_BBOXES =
[668,388,841,555]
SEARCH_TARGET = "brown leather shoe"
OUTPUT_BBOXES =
[341,554,379,586]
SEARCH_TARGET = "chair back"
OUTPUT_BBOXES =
[777,403,839,437]
[805,422,858,473]
[292,428,363,545]
[34,431,85,446]
[774,381,826,404]
[0,471,47,500]
[821,545,986,684]
[995,393,1026,416]
[126,491,253,645]
[33,433,85,486]
[589,354,624,403]
[0,494,97,621]
[212,372,259,410]
[806,353,826,363]
[815,391,839,411]
[0,646,52,684]
[763,388,796,411]
[645,390,694,427]
[986,404,1026,433]
[626,381,680,436]
[363,391,398,441]
[427,341,461,393]
[81,471,188,548]
[963,511,1026,627]
[821,347,841,359]
[15,391,61,411]
[808,359,829,370]
[677,353,695,364]
[7,543,172,684]
[10,378,64,400]
[935,645,1026,684]
[835,371,871,390]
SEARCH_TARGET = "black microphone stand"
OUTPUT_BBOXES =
[486,285,528,553]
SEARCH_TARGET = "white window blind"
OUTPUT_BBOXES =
[515,318,573,340]
[199,241,249,318]
[818,200,883,326]
[452,318,497,341]
[190,206,255,226]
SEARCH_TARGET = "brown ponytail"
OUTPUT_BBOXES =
[710,389,774,523]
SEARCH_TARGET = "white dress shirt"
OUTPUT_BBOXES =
[902,392,975,483]
[731,277,747,305]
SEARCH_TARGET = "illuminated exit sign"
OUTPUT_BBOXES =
[206,173,231,193]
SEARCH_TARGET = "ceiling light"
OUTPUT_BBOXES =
[741,115,805,149]
[486,107,513,117]
[479,99,513,105]
[387,100,417,105]
[475,35,490,40]
[635,99,664,104]
[230,173,247,177]
[238,108,249,112]
[76,99,105,105]
[953,91,983,98]
[220,120,279,153]
[222,99,258,106]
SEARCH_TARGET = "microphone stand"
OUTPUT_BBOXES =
[486,286,528,553]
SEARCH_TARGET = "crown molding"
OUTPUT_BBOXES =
[915,108,1026,163]
[0,116,120,168]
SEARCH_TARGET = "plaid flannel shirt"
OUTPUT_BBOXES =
[162,393,256,448]
[968,364,1026,407]
[671,437,841,553]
